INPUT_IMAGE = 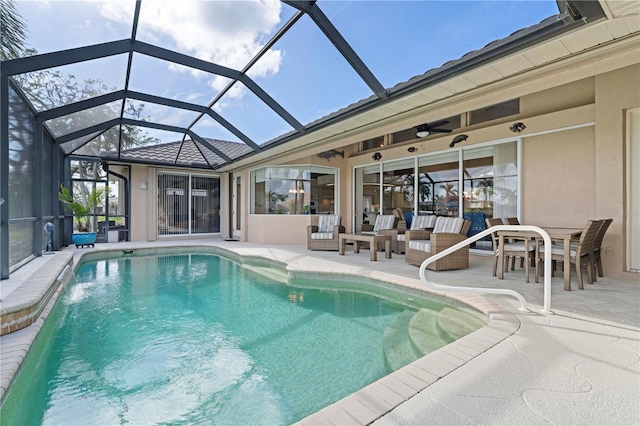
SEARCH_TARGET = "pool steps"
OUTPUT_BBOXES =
[383,308,486,373]
[382,311,423,372]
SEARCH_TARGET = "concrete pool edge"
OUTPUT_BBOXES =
[0,243,520,422]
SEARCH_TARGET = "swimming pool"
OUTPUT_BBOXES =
[0,253,485,425]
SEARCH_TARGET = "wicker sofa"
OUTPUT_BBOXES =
[405,216,471,270]
[307,214,345,251]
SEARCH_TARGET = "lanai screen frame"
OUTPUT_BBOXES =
[0,0,604,279]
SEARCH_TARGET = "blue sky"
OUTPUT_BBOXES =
[15,0,559,146]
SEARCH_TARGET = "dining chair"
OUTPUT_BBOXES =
[503,217,524,269]
[535,219,602,290]
[486,218,536,283]
[592,218,613,279]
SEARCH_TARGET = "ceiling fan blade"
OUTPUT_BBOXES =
[426,120,449,129]
[430,128,453,133]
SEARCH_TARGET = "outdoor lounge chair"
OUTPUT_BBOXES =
[357,214,399,250]
[389,214,437,254]
[405,216,471,270]
[307,214,345,251]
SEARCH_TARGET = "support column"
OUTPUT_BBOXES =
[33,120,44,256]
[1,68,10,279]
[51,139,62,250]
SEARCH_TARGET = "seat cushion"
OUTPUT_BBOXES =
[397,234,406,242]
[540,244,576,258]
[373,215,396,232]
[311,232,335,240]
[433,216,464,234]
[411,214,437,230]
[408,240,431,252]
[502,241,537,252]
[317,215,340,233]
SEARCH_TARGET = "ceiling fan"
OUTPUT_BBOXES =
[415,120,452,138]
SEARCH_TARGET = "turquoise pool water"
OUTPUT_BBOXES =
[1,253,484,425]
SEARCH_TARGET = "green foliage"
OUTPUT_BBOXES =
[0,0,27,60]
[59,184,105,232]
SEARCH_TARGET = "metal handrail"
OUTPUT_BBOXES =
[418,225,553,314]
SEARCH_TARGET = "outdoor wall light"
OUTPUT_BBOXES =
[407,146,417,153]
[510,122,526,133]
[449,134,468,148]
[372,152,382,161]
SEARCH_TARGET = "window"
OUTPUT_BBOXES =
[251,166,337,215]
[468,99,519,125]
[360,136,384,151]
[383,159,415,216]
[462,143,518,250]
[157,173,220,235]
[418,152,460,216]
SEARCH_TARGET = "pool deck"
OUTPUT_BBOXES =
[1,239,638,424]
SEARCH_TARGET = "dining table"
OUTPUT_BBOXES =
[496,227,583,291]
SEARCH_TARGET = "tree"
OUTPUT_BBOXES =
[267,190,288,213]
[475,177,493,207]
[15,70,158,156]
[0,0,27,60]
[59,184,106,232]
[440,183,458,197]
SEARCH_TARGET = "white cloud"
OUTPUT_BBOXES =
[96,0,284,103]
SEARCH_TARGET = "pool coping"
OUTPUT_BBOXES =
[0,243,520,424]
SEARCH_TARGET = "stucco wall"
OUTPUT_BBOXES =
[130,165,150,242]
[595,64,640,276]
[522,126,596,227]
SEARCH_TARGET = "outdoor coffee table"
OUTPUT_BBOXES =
[339,232,392,261]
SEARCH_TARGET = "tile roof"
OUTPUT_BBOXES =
[118,138,253,167]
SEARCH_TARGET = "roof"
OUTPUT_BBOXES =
[115,138,253,168]
[2,0,626,171]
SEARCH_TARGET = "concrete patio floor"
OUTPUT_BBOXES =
[1,239,638,425]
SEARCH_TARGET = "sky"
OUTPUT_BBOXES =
[14,0,560,147]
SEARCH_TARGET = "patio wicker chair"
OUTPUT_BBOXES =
[357,214,399,250]
[486,218,537,283]
[592,218,613,279]
[392,208,406,229]
[307,214,345,251]
[535,219,602,289]
[390,214,437,254]
[405,216,471,270]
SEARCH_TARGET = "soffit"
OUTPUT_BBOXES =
[602,0,640,18]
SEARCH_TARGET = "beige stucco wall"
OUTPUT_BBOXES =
[594,64,640,276]
[130,165,150,242]
[522,126,596,227]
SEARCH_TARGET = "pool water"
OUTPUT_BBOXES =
[1,254,485,425]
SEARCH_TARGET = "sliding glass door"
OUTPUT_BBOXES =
[418,152,460,217]
[354,141,519,251]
